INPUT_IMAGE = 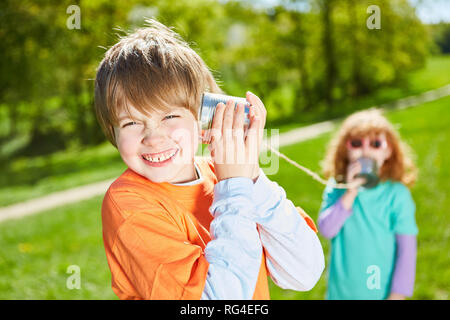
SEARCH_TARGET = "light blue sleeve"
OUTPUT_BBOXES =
[391,183,418,235]
[251,170,325,291]
[201,177,263,300]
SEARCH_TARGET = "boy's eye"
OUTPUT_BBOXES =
[122,121,137,128]
[164,115,180,120]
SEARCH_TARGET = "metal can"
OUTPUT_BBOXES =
[355,157,379,188]
[198,92,251,143]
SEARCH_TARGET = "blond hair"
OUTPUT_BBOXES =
[322,109,417,187]
[94,19,222,147]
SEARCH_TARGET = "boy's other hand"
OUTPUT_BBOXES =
[209,92,266,182]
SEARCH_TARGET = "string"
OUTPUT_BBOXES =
[265,144,358,190]
[201,130,357,189]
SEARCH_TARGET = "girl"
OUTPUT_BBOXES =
[318,109,418,300]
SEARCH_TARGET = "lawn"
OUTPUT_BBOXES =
[0,195,117,299]
[0,95,448,299]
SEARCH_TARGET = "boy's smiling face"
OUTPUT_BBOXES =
[114,105,200,184]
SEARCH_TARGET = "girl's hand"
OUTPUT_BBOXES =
[340,161,366,210]
[387,293,406,300]
[209,93,265,182]
[346,161,366,190]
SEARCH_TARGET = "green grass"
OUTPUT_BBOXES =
[0,95,448,299]
[0,195,117,299]
[356,54,450,106]
[407,55,450,94]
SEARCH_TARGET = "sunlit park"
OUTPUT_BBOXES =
[0,0,449,300]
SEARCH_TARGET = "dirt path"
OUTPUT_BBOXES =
[1,84,449,223]
[0,179,115,223]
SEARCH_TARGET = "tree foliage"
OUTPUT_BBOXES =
[0,0,430,157]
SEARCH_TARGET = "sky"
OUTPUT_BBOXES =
[236,0,450,24]
[409,0,450,24]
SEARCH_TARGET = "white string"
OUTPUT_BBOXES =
[266,144,356,190]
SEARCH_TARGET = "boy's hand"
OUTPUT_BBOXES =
[246,91,266,180]
[209,91,266,182]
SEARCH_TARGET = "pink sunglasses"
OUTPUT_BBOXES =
[346,137,387,150]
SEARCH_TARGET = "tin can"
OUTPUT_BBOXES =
[355,157,379,188]
[198,92,251,143]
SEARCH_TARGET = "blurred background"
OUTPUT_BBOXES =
[0,0,448,299]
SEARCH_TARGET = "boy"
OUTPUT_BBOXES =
[94,19,324,300]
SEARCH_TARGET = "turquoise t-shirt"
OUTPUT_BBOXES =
[319,179,418,300]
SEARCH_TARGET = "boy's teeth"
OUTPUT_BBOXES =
[143,150,177,162]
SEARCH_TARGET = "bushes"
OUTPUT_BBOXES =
[0,0,430,157]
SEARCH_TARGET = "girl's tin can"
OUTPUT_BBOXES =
[198,92,250,143]
[355,157,379,188]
